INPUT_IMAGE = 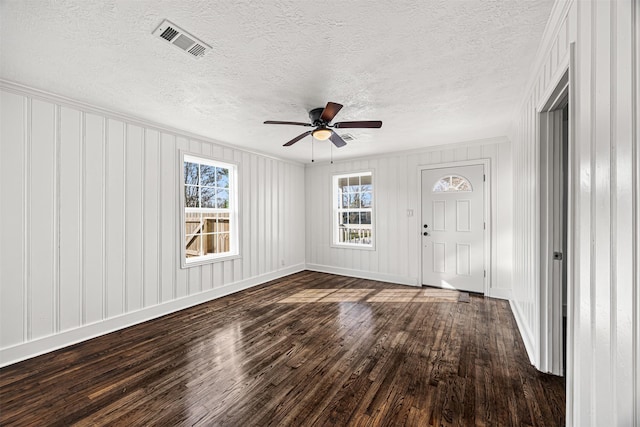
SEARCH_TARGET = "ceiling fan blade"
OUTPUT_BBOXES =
[329,132,347,148]
[264,120,312,126]
[320,102,343,123]
[283,130,312,146]
[333,120,383,129]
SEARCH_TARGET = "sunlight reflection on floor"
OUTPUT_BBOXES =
[277,288,464,304]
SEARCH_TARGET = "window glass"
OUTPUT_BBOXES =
[333,172,374,247]
[182,155,238,265]
[432,175,472,193]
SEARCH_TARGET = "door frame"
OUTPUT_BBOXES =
[535,48,573,379]
[417,158,491,294]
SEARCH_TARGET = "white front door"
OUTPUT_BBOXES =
[421,165,485,293]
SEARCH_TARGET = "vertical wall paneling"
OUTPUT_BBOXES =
[265,159,272,272]
[510,0,640,424]
[241,152,251,280]
[175,137,189,298]
[496,143,513,290]
[305,139,512,293]
[258,157,266,275]
[59,106,82,331]
[143,129,159,306]
[250,155,259,277]
[278,160,284,269]
[378,157,389,274]
[53,105,60,334]
[83,113,105,323]
[406,155,419,279]
[613,0,635,422]
[635,3,640,423]
[25,97,32,341]
[0,83,306,366]
[263,158,270,272]
[105,119,125,317]
[593,3,613,424]
[271,160,278,272]
[125,124,144,311]
[30,99,56,339]
[159,133,175,303]
[398,157,408,278]
[232,150,242,283]
[0,92,25,347]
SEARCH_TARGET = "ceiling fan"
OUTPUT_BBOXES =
[264,102,382,147]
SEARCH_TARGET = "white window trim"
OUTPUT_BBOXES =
[180,152,240,268]
[331,170,376,250]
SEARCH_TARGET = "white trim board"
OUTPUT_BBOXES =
[487,288,512,300]
[0,264,305,367]
[509,299,537,366]
[306,265,510,299]
[517,0,575,115]
[305,264,419,287]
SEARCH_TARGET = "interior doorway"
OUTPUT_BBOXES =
[538,71,569,377]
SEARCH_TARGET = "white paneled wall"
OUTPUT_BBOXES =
[305,139,513,299]
[511,0,639,425]
[0,83,305,366]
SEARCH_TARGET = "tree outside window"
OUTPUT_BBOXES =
[333,172,374,247]
[182,154,238,266]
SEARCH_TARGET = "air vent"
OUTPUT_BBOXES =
[341,133,356,142]
[153,20,211,59]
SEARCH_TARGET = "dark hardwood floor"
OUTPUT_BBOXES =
[0,271,565,426]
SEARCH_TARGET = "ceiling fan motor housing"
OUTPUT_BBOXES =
[309,107,326,125]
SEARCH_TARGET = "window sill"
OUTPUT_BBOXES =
[330,243,376,251]
[182,253,241,269]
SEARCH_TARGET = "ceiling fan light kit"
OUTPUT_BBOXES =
[312,127,332,141]
[263,102,382,149]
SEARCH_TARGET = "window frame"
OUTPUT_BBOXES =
[331,170,376,250]
[180,152,240,268]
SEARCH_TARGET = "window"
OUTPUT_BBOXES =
[432,175,472,193]
[182,154,238,266]
[333,172,374,247]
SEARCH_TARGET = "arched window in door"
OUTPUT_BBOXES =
[432,175,473,193]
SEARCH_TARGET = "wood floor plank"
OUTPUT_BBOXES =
[0,271,565,426]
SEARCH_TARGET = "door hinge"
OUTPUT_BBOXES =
[483,174,486,182]
[484,270,486,277]
[483,222,486,230]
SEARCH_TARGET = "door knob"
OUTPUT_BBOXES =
[423,231,429,236]
[423,224,428,228]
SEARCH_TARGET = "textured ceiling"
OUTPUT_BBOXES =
[1,0,554,163]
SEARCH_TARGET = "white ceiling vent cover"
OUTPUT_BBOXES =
[153,20,211,59]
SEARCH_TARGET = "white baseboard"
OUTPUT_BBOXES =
[0,264,305,368]
[305,264,419,286]
[509,299,537,366]
[487,288,512,300]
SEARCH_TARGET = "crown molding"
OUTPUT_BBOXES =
[0,79,304,167]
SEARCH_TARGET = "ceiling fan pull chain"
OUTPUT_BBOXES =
[331,142,333,164]
[311,135,315,163]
